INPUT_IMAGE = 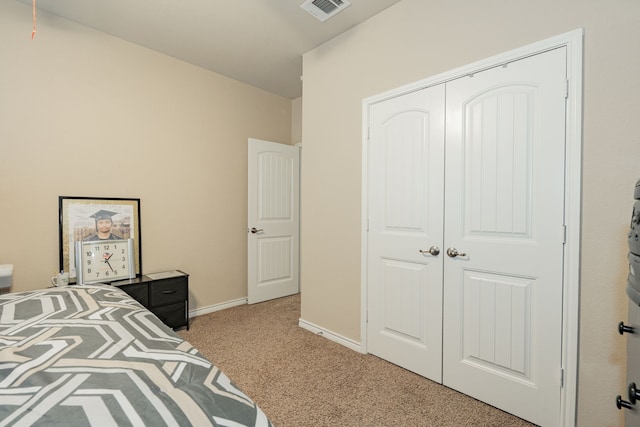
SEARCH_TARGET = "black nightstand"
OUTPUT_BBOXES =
[112,271,189,330]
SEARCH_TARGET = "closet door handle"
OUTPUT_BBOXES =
[419,246,440,256]
[446,247,466,258]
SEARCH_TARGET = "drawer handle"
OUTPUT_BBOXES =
[630,382,640,404]
[162,289,177,295]
[619,321,635,335]
[617,395,634,410]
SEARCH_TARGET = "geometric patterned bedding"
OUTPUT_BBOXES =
[0,285,272,426]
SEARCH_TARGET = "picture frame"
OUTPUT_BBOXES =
[59,196,142,281]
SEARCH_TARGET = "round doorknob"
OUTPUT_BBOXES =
[446,247,467,258]
[419,246,440,256]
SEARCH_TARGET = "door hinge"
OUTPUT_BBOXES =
[565,79,569,99]
[562,225,567,244]
[366,218,370,232]
[560,368,565,387]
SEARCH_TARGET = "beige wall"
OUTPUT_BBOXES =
[300,0,640,425]
[291,97,303,145]
[0,2,292,311]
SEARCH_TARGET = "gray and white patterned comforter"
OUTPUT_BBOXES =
[0,285,272,426]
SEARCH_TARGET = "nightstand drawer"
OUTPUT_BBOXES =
[111,271,189,330]
[153,302,187,329]
[149,277,187,307]
[117,283,149,307]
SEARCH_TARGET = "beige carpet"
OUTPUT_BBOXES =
[179,293,536,427]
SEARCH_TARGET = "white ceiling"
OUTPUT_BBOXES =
[20,0,403,99]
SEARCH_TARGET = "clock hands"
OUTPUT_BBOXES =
[103,252,115,272]
[80,239,132,284]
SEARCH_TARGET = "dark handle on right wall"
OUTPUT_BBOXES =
[617,395,634,410]
[629,382,640,404]
[619,321,635,335]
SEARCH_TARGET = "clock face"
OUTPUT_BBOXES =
[77,239,134,284]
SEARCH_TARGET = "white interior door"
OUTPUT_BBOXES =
[247,138,300,304]
[366,85,445,382]
[366,47,567,426]
[442,47,567,427]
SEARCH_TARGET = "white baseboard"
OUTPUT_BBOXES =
[298,318,364,354]
[188,300,365,356]
[189,297,247,318]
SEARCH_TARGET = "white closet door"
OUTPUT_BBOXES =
[366,47,568,426]
[366,85,445,382]
[442,47,567,426]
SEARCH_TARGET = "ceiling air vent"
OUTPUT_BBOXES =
[300,0,351,22]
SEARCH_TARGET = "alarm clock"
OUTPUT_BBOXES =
[75,238,135,284]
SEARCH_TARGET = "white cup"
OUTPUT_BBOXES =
[51,271,69,287]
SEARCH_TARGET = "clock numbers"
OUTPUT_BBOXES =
[85,250,93,274]
[77,239,134,284]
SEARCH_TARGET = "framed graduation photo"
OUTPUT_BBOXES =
[59,196,142,281]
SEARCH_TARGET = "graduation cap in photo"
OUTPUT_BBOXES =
[90,209,118,220]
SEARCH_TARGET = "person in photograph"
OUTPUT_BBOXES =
[84,209,123,241]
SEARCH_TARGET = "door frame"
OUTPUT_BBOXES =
[361,29,583,426]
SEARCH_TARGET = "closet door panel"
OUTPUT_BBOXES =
[443,47,567,427]
[366,85,445,382]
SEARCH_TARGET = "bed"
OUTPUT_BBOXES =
[0,284,272,426]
